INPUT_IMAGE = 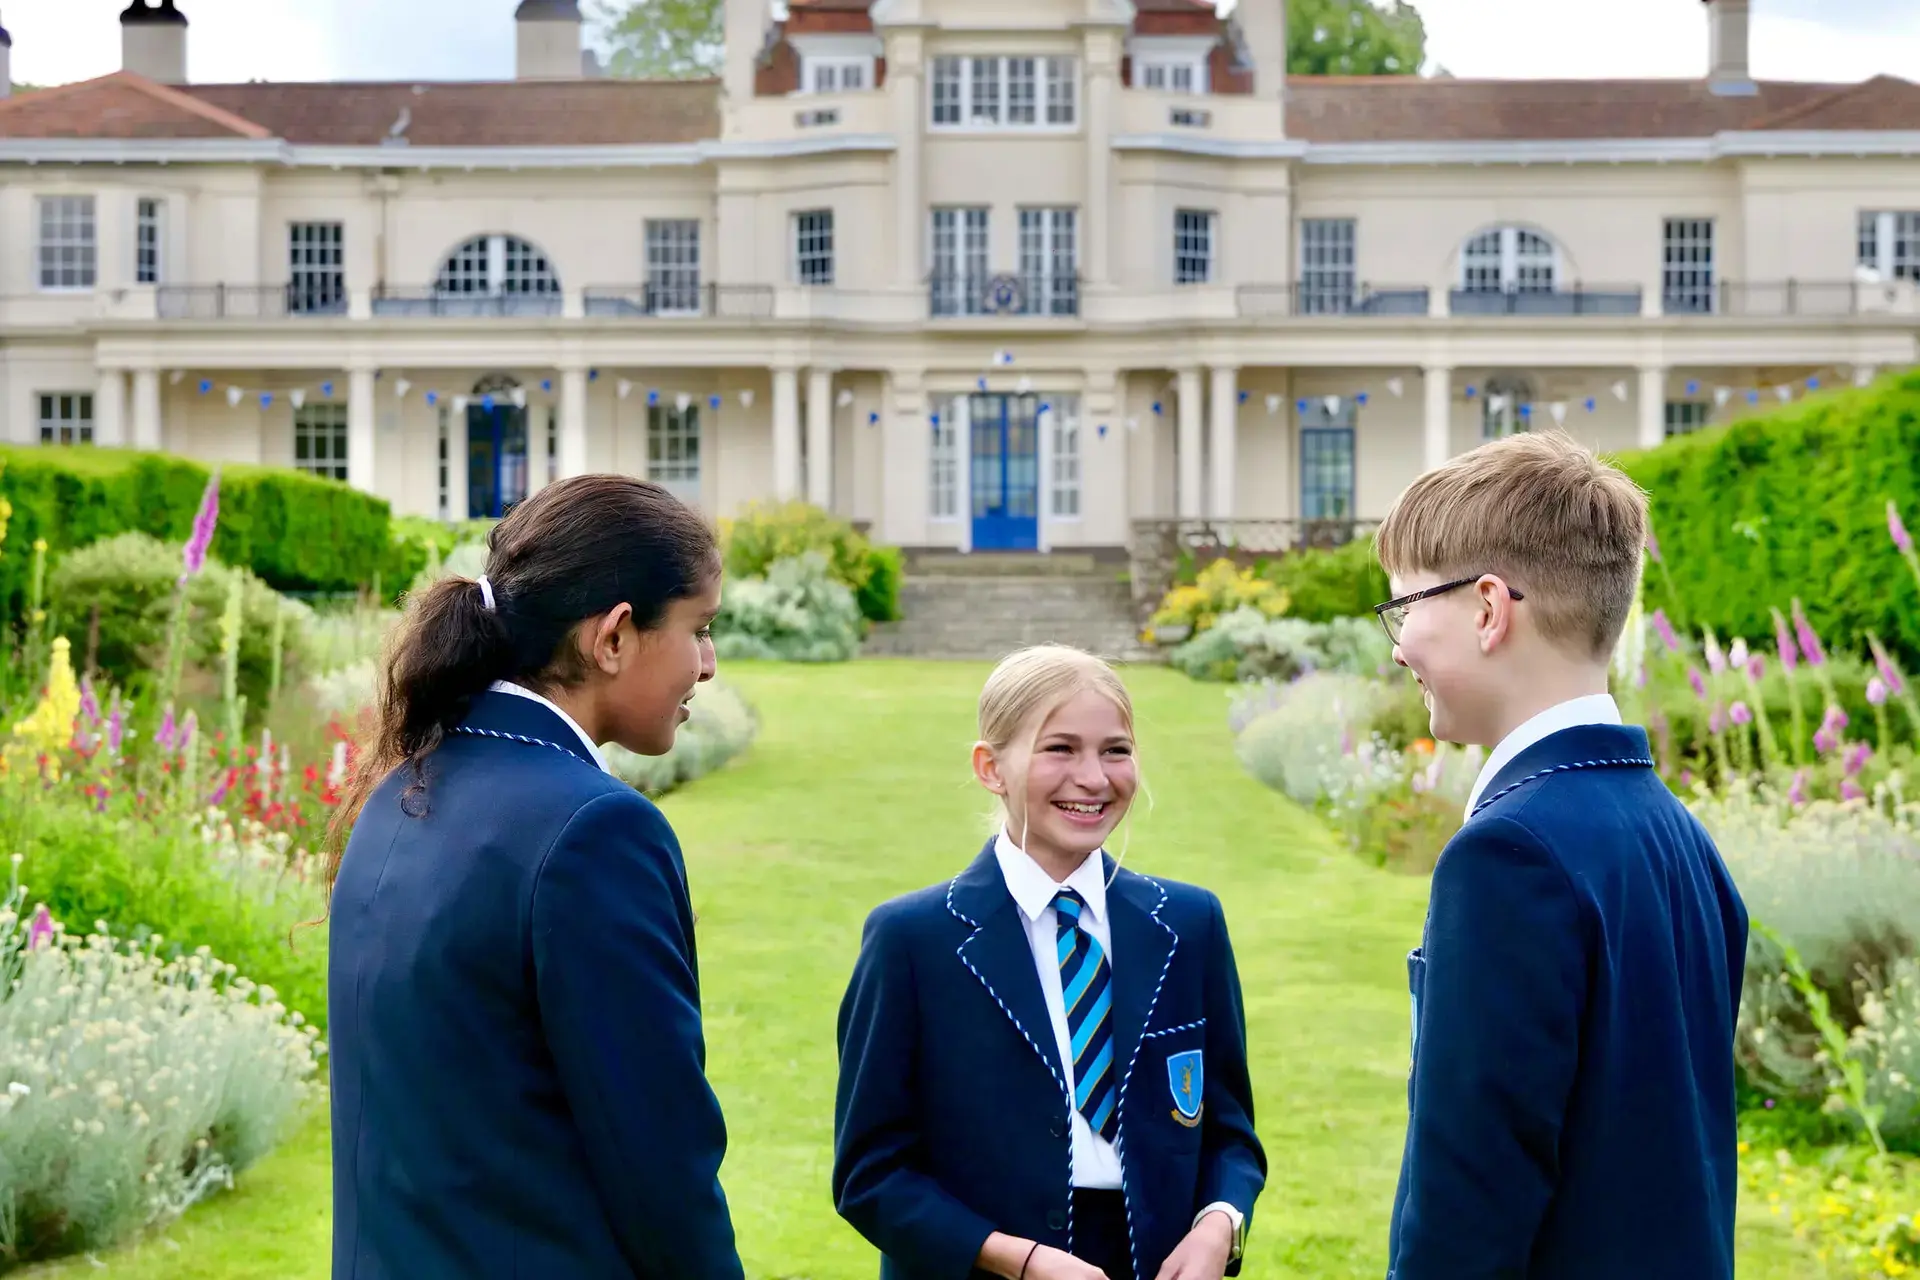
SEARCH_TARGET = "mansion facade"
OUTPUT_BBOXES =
[0,0,1916,554]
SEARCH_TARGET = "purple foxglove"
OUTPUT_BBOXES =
[1868,676,1890,706]
[1651,609,1680,653]
[1788,770,1809,806]
[1729,701,1753,726]
[1822,704,1850,733]
[1844,742,1873,776]
[1772,608,1799,672]
[180,471,222,585]
[1747,654,1767,682]
[155,706,177,751]
[1791,600,1827,668]
[1709,705,1726,734]
[1728,638,1749,669]
[1688,667,1708,700]
[1891,500,1914,555]
[27,905,54,951]
[1646,530,1663,564]
[1814,726,1839,755]
[1842,779,1866,802]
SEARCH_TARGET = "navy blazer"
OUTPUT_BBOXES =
[1387,723,1749,1280]
[328,691,744,1280]
[833,845,1266,1280]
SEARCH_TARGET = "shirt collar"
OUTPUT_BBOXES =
[1465,693,1622,817]
[993,829,1109,926]
[488,680,613,775]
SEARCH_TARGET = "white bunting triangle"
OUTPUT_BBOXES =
[1386,376,1405,399]
[1611,380,1629,403]
[1714,386,1733,407]
[289,388,306,410]
[1266,394,1283,415]
[1016,376,1033,394]
[617,379,634,400]
[676,392,693,412]
[1775,385,1793,402]
[837,388,854,408]
[1549,401,1567,425]
[1488,394,1509,416]
[1323,395,1342,416]
[169,370,185,385]
[453,395,469,413]
[1126,417,1139,431]
[739,389,755,409]
[1855,365,1876,388]
[226,386,243,408]
[510,388,528,409]
[395,378,412,400]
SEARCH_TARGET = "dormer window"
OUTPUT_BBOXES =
[1128,35,1215,95]
[1138,59,1207,94]
[931,56,1078,129]
[789,33,882,96]
[804,56,871,94]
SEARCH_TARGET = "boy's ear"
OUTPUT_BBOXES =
[971,741,1006,795]
[1474,574,1518,654]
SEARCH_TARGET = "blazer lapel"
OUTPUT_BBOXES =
[1104,862,1177,1119]
[948,843,1070,1098]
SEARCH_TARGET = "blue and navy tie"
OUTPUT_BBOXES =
[1054,889,1118,1142]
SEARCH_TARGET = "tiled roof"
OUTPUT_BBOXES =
[0,71,270,139]
[186,79,720,147]
[1743,74,1920,132]
[1283,77,1899,144]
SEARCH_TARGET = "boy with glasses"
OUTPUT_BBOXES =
[1373,431,1747,1280]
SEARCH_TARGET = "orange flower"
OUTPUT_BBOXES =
[1411,738,1436,755]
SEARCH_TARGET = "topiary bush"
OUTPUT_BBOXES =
[49,533,314,711]
[1620,368,1920,666]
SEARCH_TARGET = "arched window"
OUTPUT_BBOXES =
[1481,375,1535,440]
[433,235,562,313]
[1460,227,1558,293]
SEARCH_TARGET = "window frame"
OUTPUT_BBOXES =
[136,197,165,286]
[1047,396,1081,521]
[645,219,703,316]
[1859,210,1920,282]
[37,195,98,293]
[1459,226,1560,294]
[292,403,351,482]
[1018,206,1079,317]
[1174,208,1216,285]
[1299,217,1358,314]
[930,55,1078,131]
[1662,217,1716,315]
[1138,58,1208,94]
[646,401,703,503]
[37,392,95,446]
[289,221,347,315]
[930,206,991,317]
[803,56,873,94]
[1664,401,1713,438]
[929,396,962,521]
[793,209,835,287]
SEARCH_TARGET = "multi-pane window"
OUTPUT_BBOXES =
[38,196,97,290]
[1019,207,1078,316]
[37,393,94,445]
[293,405,350,481]
[930,56,1077,128]
[1298,403,1357,521]
[930,397,961,520]
[1859,211,1920,281]
[794,210,834,286]
[1139,60,1206,93]
[647,404,702,505]
[436,234,561,298]
[1663,218,1716,314]
[804,57,871,93]
[1462,227,1557,292]
[1048,396,1081,519]
[646,219,702,314]
[289,222,346,314]
[1665,401,1712,437]
[1299,218,1357,314]
[136,198,164,286]
[931,206,990,317]
[1175,209,1215,285]
[437,406,451,519]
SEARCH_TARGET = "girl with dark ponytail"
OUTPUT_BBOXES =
[324,475,744,1280]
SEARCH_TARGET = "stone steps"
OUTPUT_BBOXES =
[864,573,1153,662]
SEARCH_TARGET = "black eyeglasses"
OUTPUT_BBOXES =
[1373,577,1524,645]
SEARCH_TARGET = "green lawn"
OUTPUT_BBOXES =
[25,661,1824,1277]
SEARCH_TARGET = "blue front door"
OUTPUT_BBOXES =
[970,393,1040,551]
[467,404,529,519]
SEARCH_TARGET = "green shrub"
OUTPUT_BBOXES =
[715,553,862,663]
[48,533,313,714]
[1168,610,1390,683]
[1620,369,1920,666]
[1262,536,1391,623]
[0,446,393,627]
[857,544,905,623]
[383,516,497,604]
[603,679,757,796]
[720,501,900,623]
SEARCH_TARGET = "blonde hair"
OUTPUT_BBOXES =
[1375,430,1649,658]
[976,645,1144,871]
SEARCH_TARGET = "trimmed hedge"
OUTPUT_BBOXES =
[1619,369,1920,664]
[0,446,393,622]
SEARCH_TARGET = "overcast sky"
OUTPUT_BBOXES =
[6,0,1918,87]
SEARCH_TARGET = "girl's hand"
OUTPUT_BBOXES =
[978,1234,1110,1280]
[1151,1211,1235,1280]
[1024,1246,1111,1280]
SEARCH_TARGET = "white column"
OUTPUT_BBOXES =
[1423,365,1452,472]
[447,404,470,521]
[131,368,161,450]
[526,394,550,495]
[559,366,589,480]
[1084,54,1115,287]
[806,368,834,508]
[772,366,802,501]
[1638,365,1668,449]
[347,365,376,494]
[1208,366,1239,519]
[1177,367,1204,518]
[94,367,127,447]
[891,37,925,289]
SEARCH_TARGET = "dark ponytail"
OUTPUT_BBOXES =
[322,475,719,895]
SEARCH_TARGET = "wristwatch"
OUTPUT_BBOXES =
[1193,1201,1246,1261]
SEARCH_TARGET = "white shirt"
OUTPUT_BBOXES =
[1464,693,1622,818]
[489,680,613,775]
[993,832,1245,1251]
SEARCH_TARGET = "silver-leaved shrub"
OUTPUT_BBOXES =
[714,552,862,663]
[603,679,758,796]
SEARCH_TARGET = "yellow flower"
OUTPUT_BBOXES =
[8,637,82,778]
[32,538,46,553]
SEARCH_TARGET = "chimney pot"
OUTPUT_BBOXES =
[516,0,585,80]
[1704,0,1756,96]
[122,0,188,82]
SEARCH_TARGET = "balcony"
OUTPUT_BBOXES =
[928,271,1081,320]
[1449,285,1642,317]
[157,284,347,320]
[371,286,563,319]
[1664,279,1920,318]
[583,284,776,320]
[1237,283,1431,319]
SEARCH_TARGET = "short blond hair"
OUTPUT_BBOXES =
[979,644,1134,756]
[1375,430,1648,657]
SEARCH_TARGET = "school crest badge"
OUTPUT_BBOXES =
[1167,1050,1204,1127]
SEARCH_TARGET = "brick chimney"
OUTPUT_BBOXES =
[516,0,585,81]
[1704,0,1755,96]
[121,0,188,85]
[1231,0,1287,124]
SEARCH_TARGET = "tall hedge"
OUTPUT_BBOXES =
[1619,369,1920,663]
[0,446,393,622]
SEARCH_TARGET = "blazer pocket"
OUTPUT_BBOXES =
[1138,1021,1208,1138]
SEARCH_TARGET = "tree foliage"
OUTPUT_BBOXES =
[592,0,1428,82]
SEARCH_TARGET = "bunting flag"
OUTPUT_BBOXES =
[1238,389,1249,404]
[258,392,274,410]
[1126,416,1140,431]
[1097,423,1108,439]
[675,392,692,413]
[1550,401,1568,425]
[1151,401,1163,416]
[1612,381,1630,402]
[739,388,755,408]
[648,390,660,406]
[1265,394,1283,415]
[1015,376,1033,394]
[320,381,334,398]
[1385,376,1405,398]
[395,378,412,400]
[510,388,528,409]
[993,350,1015,367]
[226,386,243,408]
[541,379,553,394]
[425,391,439,408]
[837,388,855,408]
[869,411,880,426]
[289,388,306,410]
[169,370,185,386]
[199,379,214,395]
[1715,386,1733,407]
[618,379,634,400]
[1856,365,1877,387]
[710,394,723,411]
[453,396,469,413]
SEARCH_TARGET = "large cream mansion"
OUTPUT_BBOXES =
[0,0,1915,553]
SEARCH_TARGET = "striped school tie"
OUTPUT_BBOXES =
[1054,889,1118,1143]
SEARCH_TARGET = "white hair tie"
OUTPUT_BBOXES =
[475,575,497,613]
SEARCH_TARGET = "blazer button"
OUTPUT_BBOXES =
[1050,1117,1069,1139]
[1046,1209,1067,1232]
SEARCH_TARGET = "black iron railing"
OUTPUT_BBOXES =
[1236,283,1431,318]
[157,284,347,320]
[583,284,776,319]
[1449,285,1643,316]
